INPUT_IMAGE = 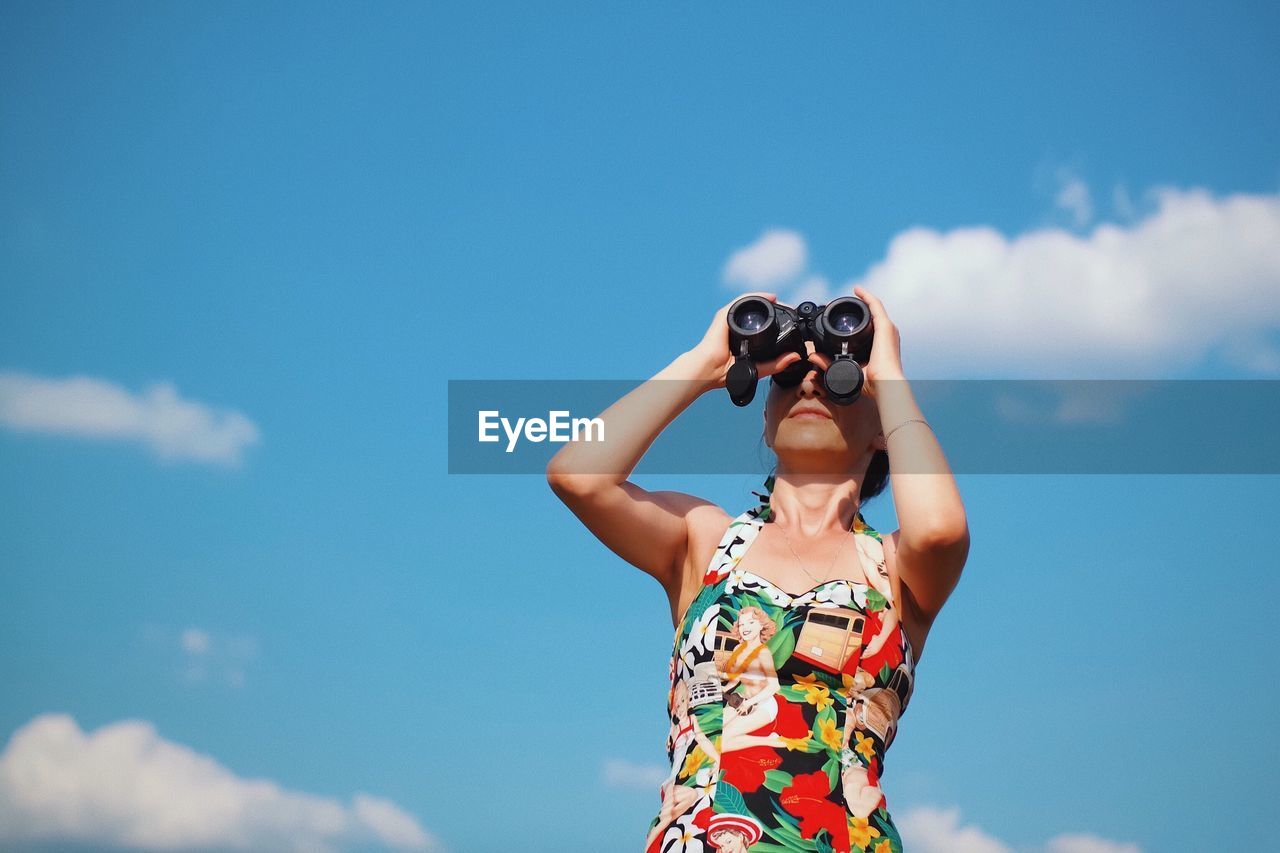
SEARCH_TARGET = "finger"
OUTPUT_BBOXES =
[807,351,833,370]
[853,286,890,323]
[761,351,803,374]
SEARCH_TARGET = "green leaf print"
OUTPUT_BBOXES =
[766,811,818,850]
[778,685,809,703]
[815,829,836,853]
[768,622,797,665]
[864,588,887,612]
[872,810,904,853]
[694,703,723,732]
[763,768,795,793]
[878,662,892,682]
[746,844,808,853]
[682,578,725,634]
[714,779,748,815]
[822,753,841,789]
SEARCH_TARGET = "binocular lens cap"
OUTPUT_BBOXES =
[824,358,864,400]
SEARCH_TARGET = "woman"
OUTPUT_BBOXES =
[547,286,969,852]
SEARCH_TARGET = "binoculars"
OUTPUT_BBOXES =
[724,295,874,407]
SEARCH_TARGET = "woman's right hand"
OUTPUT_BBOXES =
[690,292,806,392]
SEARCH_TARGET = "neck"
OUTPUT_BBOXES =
[765,472,861,538]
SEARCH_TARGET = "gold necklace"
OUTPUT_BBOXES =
[775,513,856,588]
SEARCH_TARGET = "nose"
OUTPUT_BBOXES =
[797,367,825,398]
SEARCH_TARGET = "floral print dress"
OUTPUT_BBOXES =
[644,496,915,853]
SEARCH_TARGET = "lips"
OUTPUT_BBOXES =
[789,406,832,420]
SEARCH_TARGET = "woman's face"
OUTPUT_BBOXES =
[737,611,762,641]
[763,360,883,473]
[710,828,747,851]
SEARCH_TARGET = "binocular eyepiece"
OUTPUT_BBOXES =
[725,295,874,407]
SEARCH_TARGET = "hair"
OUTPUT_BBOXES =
[730,606,778,642]
[861,450,890,502]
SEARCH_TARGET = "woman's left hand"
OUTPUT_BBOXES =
[853,286,905,396]
[805,286,905,398]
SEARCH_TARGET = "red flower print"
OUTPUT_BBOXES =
[749,694,809,738]
[721,696,814,793]
[779,770,850,852]
[719,745,782,793]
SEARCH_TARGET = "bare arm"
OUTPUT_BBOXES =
[850,287,970,627]
[545,348,720,590]
[875,376,969,623]
[808,289,967,627]
[546,293,803,601]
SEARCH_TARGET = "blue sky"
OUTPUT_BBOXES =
[2,2,1278,852]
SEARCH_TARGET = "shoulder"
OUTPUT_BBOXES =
[686,502,735,554]
[684,503,743,586]
[667,502,736,628]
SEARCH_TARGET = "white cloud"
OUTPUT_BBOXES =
[1055,171,1094,228]
[722,229,809,288]
[0,713,443,853]
[758,184,1280,378]
[600,758,668,790]
[789,274,832,307]
[142,624,259,690]
[181,627,211,655]
[1045,835,1142,853]
[0,371,261,466]
[898,805,1142,853]
[897,805,1012,853]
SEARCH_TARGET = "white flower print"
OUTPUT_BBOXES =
[659,799,711,853]
[725,566,751,592]
[681,603,719,656]
[813,583,854,607]
[676,603,720,681]
[679,647,700,681]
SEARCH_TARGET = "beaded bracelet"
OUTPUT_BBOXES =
[884,417,932,441]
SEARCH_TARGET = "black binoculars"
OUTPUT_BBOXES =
[724,295,874,407]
